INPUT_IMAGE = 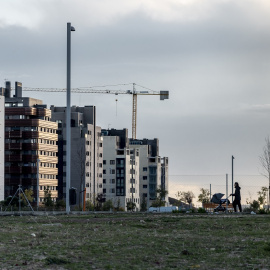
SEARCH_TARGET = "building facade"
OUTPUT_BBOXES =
[0,95,5,201]
[51,105,103,206]
[3,82,58,204]
[102,129,140,211]
[130,138,169,209]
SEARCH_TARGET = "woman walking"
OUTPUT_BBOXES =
[230,182,242,212]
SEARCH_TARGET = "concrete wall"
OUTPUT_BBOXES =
[0,96,4,201]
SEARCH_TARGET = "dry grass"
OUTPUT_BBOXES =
[0,213,269,269]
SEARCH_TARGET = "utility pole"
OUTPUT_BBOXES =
[66,22,75,214]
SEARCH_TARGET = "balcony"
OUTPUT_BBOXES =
[5,154,23,162]
[5,166,23,174]
[5,143,22,150]
[5,131,22,138]
[23,155,39,162]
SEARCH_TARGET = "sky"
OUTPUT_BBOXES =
[1,0,270,194]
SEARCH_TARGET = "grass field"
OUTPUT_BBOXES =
[0,213,269,269]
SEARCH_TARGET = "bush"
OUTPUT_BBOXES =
[198,207,206,213]
[102,200,114,211]
[55,199,66,209]
[126,201,136,211]
[250,200,260,211]
[258,208,268,214]
[85,200,94,211]
[172,209,187,213]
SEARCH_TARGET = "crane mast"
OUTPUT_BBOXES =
[21,83,169,139]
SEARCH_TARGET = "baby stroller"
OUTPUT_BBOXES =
[211,193,230,212]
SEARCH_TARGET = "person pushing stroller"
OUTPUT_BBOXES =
[230,182,242,212]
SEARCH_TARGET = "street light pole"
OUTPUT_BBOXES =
[66,22,75,214]
[232,155,234,196]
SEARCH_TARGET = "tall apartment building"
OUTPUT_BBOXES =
[130,138,169,209]
[51,105,103,206]
[0,95,5,201]
[3,82,58,204]
[102,129,140,211]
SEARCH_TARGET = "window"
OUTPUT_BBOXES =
[143,167,148,172]
[103,170,106,174]
[110,169,115,174]
[103,160,106,165]
[143,176,147,180]
[110,160,115,165]
[103,188,106,193]
[110,179,115,184]
[143,185,148,189]
[103,179,106,184]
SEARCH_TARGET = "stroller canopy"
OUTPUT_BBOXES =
[211,193,224,204]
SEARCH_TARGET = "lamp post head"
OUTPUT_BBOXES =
[71,26,75,31]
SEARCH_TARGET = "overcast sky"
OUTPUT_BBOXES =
[1,0,270,183]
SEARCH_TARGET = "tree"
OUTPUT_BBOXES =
[250,200,260,211]
[259,136,270,208]
[176,191,195,208]
[140,196,147,212]
[126,201,136,211]
[96,193,105,211]
[21,189,34,206]
[197,188,210,204]
[153,185,168,207]
[257,186,268,207]
[43,187,54,207]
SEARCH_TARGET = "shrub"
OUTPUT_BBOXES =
[250,200,260,211]
[258,208,267,214]
[55,199,66,209]
[126,201,136,211]
[85,200,94,211]
[198,207,206,213]
[102,200,114,211]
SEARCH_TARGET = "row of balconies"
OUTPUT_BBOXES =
[5,154,58,163]
[5,131,58,140]
[5,177,37,185]
[5,143,58,152]
[5,166,58,174]
[5,119,58,129]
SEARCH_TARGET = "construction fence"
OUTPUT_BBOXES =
[168,175,269,208]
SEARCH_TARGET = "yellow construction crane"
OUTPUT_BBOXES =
[22,83,169,139]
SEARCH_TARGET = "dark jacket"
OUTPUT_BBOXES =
[232,186,241,200]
